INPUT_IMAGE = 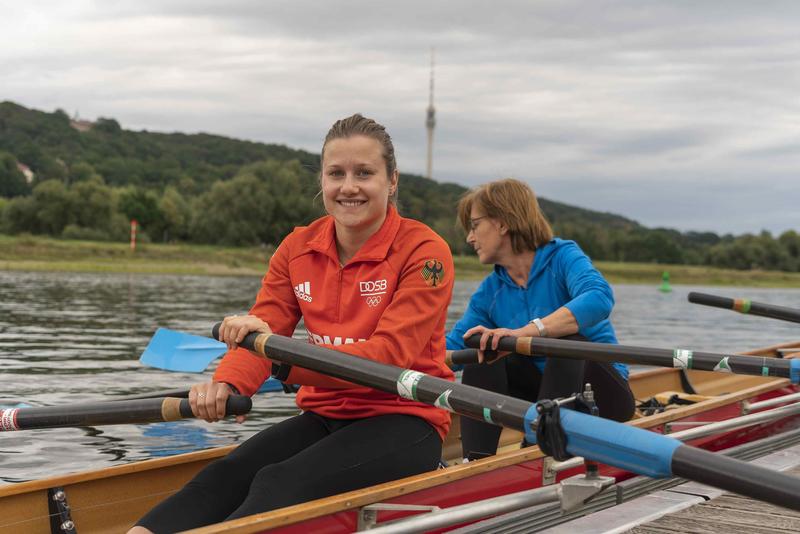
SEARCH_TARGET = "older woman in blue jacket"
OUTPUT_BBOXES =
[447,178,634,461]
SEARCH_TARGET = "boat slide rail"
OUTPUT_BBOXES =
[358,401,800,533]
[742,391,800,414]
[360,472,614,533]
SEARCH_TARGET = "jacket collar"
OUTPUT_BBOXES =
[306,204,402,265]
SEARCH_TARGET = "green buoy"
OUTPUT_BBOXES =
[659,271,672,293]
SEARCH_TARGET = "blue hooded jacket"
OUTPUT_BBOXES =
[447,238,628,379]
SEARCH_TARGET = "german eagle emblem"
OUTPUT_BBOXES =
[421,259,445,287]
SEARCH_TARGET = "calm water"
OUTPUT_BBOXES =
[1,270,799,484]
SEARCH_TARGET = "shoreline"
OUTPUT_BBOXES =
[2,234,799,287]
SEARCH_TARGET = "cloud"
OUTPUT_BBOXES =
[2,1,799,234]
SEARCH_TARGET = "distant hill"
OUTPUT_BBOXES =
[0,100,636,246]
[0,100,634,218]
[1,101,797,271]
[0,100,317,188]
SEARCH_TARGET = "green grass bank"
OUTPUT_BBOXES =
[2,234,799,287]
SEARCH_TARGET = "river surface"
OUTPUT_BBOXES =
[1,270,798,484]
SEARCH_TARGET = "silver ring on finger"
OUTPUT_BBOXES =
[198,393,206,398]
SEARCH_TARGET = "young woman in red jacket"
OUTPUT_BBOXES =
[130,114,454,533]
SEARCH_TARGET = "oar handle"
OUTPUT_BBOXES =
[689,291,800,324]
[217,395,253,417]
[463,333,800,384]
[447,349,482,366]
[0,396,252,432]
[448,349,525,366]
[688,292,736,310]
[212,322,260,343]
[212,322,264,355]
[464,333,525,354]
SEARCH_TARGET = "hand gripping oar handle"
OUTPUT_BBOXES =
[0,396,252,431]
[464,334,800,384]
[689,291,800,324]
[214,323,800,512]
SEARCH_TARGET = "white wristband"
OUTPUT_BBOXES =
[530,318,547,337]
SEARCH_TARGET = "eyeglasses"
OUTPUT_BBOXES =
[469,216,487,232]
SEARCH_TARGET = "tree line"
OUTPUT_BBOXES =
[1,101,798,272]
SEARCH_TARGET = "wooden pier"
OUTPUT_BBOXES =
[627,488,800,533]
[536,442,800,534]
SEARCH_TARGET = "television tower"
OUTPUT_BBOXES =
[425,49,436,180]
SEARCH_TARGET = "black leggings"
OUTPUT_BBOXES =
[136,412,441,533]
[461,353,635,460]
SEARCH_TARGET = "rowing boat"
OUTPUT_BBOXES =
[2,340,799,534]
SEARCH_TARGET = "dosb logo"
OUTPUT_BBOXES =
[360,278,387,308]
[359,279,387,295]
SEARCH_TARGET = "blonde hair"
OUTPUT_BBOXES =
[457,178,553,253]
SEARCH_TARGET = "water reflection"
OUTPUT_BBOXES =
[1,270,798,483]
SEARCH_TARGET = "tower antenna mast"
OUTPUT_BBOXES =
[425,48,436,180]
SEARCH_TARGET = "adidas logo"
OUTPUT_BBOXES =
[294,281,312,302]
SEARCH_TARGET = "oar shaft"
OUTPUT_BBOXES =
[672,445,799,510]
[112,389,190,401]
[689,292,800,324]
[219,326,532,430]
[463,334,800,384]
[214,324,800,512]
[0,396,252,431]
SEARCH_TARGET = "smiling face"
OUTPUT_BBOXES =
[321,135,398,237]
[466,206,510,265]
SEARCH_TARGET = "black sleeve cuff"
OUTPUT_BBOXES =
[271,362,293,382]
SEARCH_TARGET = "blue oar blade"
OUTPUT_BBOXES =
[257,378,285,393]
[140,328,227,372]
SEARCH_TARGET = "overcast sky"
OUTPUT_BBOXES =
[2,1,798,235]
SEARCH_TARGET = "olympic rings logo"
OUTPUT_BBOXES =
[366,296,382,307]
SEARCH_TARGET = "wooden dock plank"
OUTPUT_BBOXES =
[629,465,800,533]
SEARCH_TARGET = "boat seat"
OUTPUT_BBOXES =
[636,390,714,416]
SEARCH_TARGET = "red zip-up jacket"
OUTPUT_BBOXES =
[214,205,455,440]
